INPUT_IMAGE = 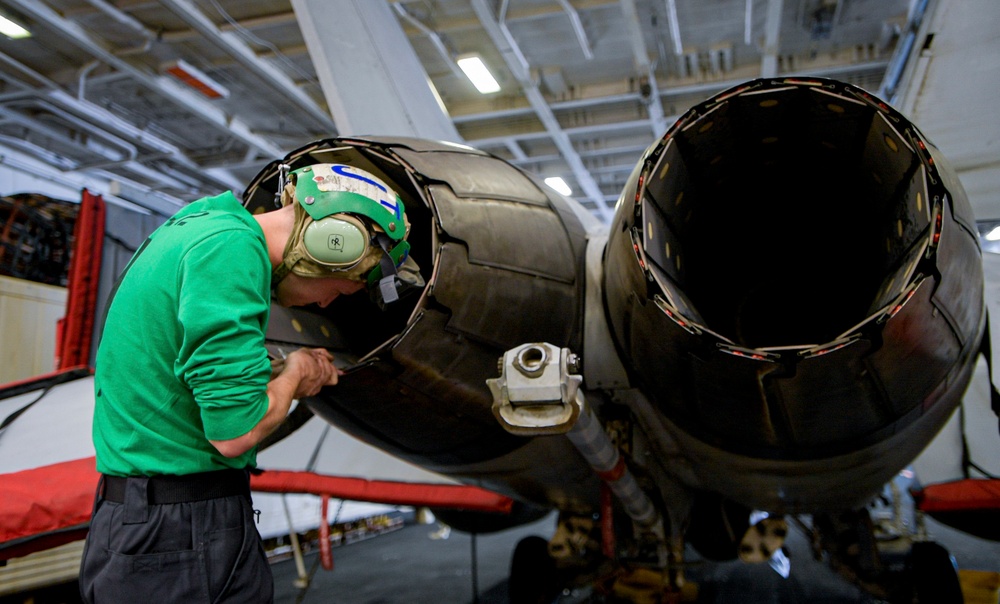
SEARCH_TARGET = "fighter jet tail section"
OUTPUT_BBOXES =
[243,78,989,603]
[604,77,985,512]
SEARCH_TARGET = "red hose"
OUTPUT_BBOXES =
[319,494,334,571]
[601,483,615,559]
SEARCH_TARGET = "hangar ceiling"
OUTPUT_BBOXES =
[0,0,917,220]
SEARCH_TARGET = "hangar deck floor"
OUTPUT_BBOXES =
[270,512,1000,604]
[2,510,996,603]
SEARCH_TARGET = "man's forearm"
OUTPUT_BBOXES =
[209,366,301,458]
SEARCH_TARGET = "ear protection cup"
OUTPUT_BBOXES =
[270,162,416,290]
[301,213,370,268]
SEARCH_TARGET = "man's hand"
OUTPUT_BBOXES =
[211,347,341,458]
[281,347,341,398]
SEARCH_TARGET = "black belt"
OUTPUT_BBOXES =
[102,469,251,505]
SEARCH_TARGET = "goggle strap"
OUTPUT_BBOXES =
[274,163,291,209]
[374,232,400,304]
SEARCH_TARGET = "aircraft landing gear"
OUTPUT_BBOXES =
[907,541,963,604]
[811,508,966,603]
[509,535,561,604]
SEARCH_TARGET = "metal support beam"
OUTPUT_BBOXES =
[470,0,612,221]
[664,0,683,54]
[157,0,336,131]
[557,0,594,60]
[0,49,242,193]
[392,2,466,80]
[619,0,669,137]
[761,0,784,77]
[291,0,461,142]
[5,0,285,161]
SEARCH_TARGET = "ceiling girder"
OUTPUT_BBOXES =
[6,0,285,162]
[470,0,612,221]
[156,0,336,131]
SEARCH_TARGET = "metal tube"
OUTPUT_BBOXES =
[565,393,659,529]
[281,494,309,588]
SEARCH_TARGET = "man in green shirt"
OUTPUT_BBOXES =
[79,162,413,603]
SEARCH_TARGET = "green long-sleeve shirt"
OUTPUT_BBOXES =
[93,192,272,476]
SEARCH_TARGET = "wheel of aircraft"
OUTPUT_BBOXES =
[508,535,560,604]
[907,541,964,604]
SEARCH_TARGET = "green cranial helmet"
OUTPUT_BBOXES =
[273,163,413,304]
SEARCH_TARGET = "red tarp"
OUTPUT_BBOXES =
[0,455,512,561]
[913,478,1000,513]
[0,457,98,560]
[912,478,1000,541]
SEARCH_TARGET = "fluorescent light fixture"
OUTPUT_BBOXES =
[164,59,230,99]
[544,177,572,196]
[987,226,1000,241]
[457,55,500,94]
[0,14,30,39]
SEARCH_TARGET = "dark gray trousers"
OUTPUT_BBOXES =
[79,478,274,603]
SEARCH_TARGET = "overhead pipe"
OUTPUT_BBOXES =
[7,98,140,162]
[0,109,185,192]
[0,151,174,211]
[76,61,100,102]
[81,0,336,135]
[0,102,194,192]
[5,0,285,160]
[391,2,466,80]
[82,0,157,59]
[0,134,76,169]
[156,0,336,131]
[83,0,157,39]
[0,47,240,192]
[556,0,594,60]
[4,94,238,192]
[0,105,130,165]
[0,50,61,94]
